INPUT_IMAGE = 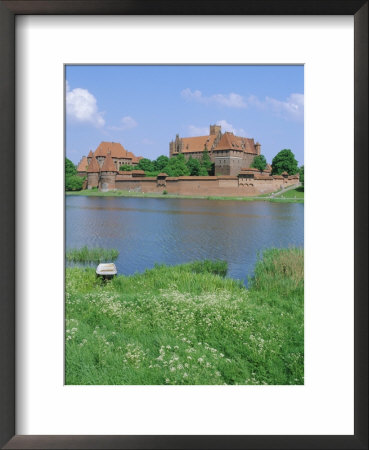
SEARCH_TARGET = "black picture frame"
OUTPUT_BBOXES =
[0,1,367,449]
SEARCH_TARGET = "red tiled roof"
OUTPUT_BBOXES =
[215,132,257,153]
[178,135,217,153]
[77,156,88,172]
[87,156,100,173]
[87,150,93,158]
[92,141,144,163]
[101,153,117,172]
[132,170,145,176]
[132,156,143,164]
[116,174,133,181]
[254,173,272,180]
[94,142,128,158]
[240,167,259,172]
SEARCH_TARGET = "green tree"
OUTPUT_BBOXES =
[154,155,169,171]
[198,166,208,176]
[65,158,84,191]
[271,149,298,175]
[163,154,190,177]
[186,156,201,175]
[251,154,267,171]
[65,157,77,177]
[65,175,84,191]
[145,171,160,177]
[119,164,135,171]
[137,158,154,172]
[201,148,213,175]
[299,165,304,187]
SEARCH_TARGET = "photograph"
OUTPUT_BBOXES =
[1,0,366,446]
[65,64,304,386]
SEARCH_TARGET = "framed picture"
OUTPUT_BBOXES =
[1,1,367,449]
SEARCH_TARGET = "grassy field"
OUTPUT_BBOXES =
[66,246,119,263]
[66,189,303,203]
[275,186,304,200]
[65,249,304,385]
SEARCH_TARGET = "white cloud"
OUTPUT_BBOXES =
[187,121,248,137]
[109,116,138,131]
[216,120,248,136]
[181,88,304,121]
[120,116,138,130]
[216,120,237,134]
[66,85,105,127]
[181,88,247,108]
[265,93,304,121]
[248,93,304,121]
[188,125,209,136]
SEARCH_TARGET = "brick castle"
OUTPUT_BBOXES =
[170,125,261,176]
[76,125,299,195]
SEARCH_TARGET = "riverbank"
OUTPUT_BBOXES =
[66,189,304,203]
[65,248,304,385]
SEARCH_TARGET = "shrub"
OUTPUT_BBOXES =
[66,175,84,191]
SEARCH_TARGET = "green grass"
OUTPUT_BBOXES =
[66,189,303,203]
[275,186,304,199]
[65,249,304,385]
[66,246,119,263]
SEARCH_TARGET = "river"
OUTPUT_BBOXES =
[66,196,304,284]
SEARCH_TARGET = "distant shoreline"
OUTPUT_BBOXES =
[66,189,303,203]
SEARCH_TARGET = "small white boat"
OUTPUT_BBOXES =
[96,263,117,279]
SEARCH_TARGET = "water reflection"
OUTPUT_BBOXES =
[66,196,304,284]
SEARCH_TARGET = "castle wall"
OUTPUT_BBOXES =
[115,177,159,192]
[110,175,299,196]
[214,156,243,176]
[100,173,116,191]
[87,172,99,188]
[242,153,256,168]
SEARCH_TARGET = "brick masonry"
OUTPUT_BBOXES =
[103,172,300,196]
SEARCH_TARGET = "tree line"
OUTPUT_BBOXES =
[127,149,213,177]
[65,148,304,191]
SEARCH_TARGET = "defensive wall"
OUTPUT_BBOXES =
[90,168,299,196]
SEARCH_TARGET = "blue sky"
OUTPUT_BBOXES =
[66,65,304,166]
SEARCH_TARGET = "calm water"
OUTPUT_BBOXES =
[66,196,304,284]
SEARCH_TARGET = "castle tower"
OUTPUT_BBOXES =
[87,156,100,189]
[255,142,261,155]
[99,152,117,191]
[210,124,221,136]
[87,150,93,164]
